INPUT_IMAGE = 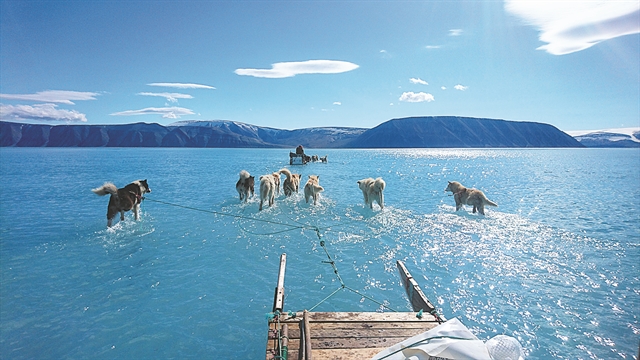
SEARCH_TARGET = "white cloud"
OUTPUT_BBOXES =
[449,29,463,36]
[399,92,435,103]
[111,106,195,119]
[454,84,468,91]
[137,92,194,103]
[505,0,640,55]
[425,45,441,49]
[0,90,99,105]
[410,78,429,85]
[0,103,87,122]
[147,83,216,89]
[380,50,387,53]
[333,102,341,105]
[235,60,359,78]
[441,86,447,90]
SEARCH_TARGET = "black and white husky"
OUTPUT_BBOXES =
[92,179,151,227]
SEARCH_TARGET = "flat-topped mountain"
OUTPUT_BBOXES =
[0,116,584,148]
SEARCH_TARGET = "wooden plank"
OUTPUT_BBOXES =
[286,325,437,340]
[305,312,439,323]
[272,253,287,312]
[312,348,386,359]
[308,321,431,331]
[309,335,409,349]
[303,310,313,360]
[396,260,444,322]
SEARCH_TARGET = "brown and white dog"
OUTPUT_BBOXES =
[259,174,276,211]
[92,179,151,227]
[236,170,255,202]
[445,181,497,215]
[304,175,324,205]
[357,177,386,209]
[279,168,301,196]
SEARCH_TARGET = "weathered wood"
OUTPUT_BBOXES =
[273,253,287,312]
[312,348,386,359]
[396,260,443,322]
[303,311,439,323]
[303,310,313,360]
[283,326,436,340]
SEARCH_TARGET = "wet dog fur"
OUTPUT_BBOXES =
[236,170,255,202]
[279,168,301,196]
[92,179,151,227]
[304,175,324,205]
[271,172,281,195]
[259,174,276,210]
[445,181,497,215]
[357,177,386,209]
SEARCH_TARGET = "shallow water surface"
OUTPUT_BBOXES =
[0,148,638,359]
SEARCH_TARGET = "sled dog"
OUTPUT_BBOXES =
[357,177,386,209]
[236,170,255,202]
[445,181,497,215]
[92,179,151,227]
[304,175,324,205]
[259,174,276,211]
[279,168,301,196]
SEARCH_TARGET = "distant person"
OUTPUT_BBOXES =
[296,145,304,155]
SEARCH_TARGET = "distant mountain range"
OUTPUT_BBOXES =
[0,116,590,148]
[568,128,640,148]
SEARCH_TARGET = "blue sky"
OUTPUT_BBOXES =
[1,0,638,131]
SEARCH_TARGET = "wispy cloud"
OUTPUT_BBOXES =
[410,78,428,85]
[137,92,194,103]
[449,29,463,36]
[380,50,387,53]
[333,102,342,105]
[0,103,87,122]
[147,83,216,89]
[399,92,435,103]
[235,60,359,78]
[111,106,195,119]
[441,86,447,90]
[454,84,468,91]
[0,90,99,105]
[425,45,441,49]
[505,0,640,55]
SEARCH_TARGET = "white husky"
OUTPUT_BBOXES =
[357,177,386,209]
[304,175,324,205]
[259,174,276,211]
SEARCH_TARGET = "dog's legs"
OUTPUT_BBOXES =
[259,199,264,211]
[107,217,113,227]
[134,204,140,220]
[478,204,485,215]
[472,205,477,213]
[379,192,384,209]
[120,210,125,221]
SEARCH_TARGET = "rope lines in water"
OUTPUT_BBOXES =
[144,196,414,313]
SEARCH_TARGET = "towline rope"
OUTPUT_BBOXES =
[146,196,408,313]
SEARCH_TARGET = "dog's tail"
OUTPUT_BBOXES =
[482,194,498,207]
[278,168,292,180]
[239,170,251,180]
[92,182,118,196]
[373,177,386,192]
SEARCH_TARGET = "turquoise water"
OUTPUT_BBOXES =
[0,148,638,359]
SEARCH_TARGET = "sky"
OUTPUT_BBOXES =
[0,0,639,132]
